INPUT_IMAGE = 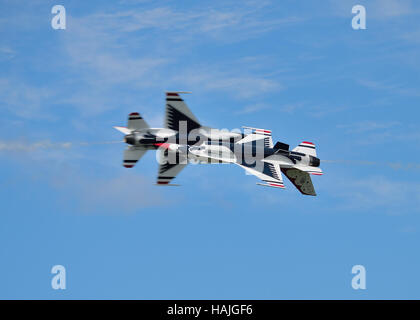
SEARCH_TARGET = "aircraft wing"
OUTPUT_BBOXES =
[281,168,316,196]
[238,161,285,189]
[156,150,187,185]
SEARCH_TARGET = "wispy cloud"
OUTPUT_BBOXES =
[371,0,416,18]
[0,138,165,214]
[278,103,304,114]
[399,225,417,233]
[0,140,120,152]
[0,46,15,60]
[332,175,420,213]
[235,103,270,115]
[41,3,292,118]
[170,68,282,99]
[63,16,170,85]
[0,78,54,119]
[330,0,419,19]
[323,159,420,172]
[347,128,420,146]
[358,79,420,97]
[337,121,401,134]
[401,30,420,44]
[276,101,351,118]
[78,5,303,39]
[52,172,166,214]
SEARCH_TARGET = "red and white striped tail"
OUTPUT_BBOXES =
[292,141,317,157]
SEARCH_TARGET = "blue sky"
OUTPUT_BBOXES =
[1,0,420,299]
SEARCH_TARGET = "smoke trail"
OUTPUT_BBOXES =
[322,160,376,165]
[322,159,420,171]
[0,140,122,152]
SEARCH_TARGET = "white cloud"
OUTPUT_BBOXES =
[235,103,270,115]
[330,0,418,19]
[358,79,420,97]
[372,0,415,18]
[170,68,281,99]
[354,130,420,146]
[0,78,54,119]
[78,5,303,39]
[52,172,166,214]
[62,16,170,86]
[44,4,290,118]
[0,138,166,214]
[337,121,401,134]
[278,102,305,114]
[333,175,420,213]
[0,46,15,60]
[323,159,420,172]
[401,29,420,44]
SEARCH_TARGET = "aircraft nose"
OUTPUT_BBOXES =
[124,134,136,145]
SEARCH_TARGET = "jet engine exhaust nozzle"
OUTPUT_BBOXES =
[309,155,320,167]
[124,134,136,145]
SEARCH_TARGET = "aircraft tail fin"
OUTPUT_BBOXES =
[127,112,149,131]
[114,112,149,135]
[292,141,317,157]
[165,92,201,133]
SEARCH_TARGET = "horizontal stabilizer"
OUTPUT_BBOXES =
[257,182,285,189]
[241,126,273,148]
[242,126,272,135]
[114,126,132,135]
[236,133,266,144]
[295,165,323,176]
[123,147,147,168]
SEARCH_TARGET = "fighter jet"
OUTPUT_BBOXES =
[114,92,323,196]
[160,129,323,196]
[114,91,242,182]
